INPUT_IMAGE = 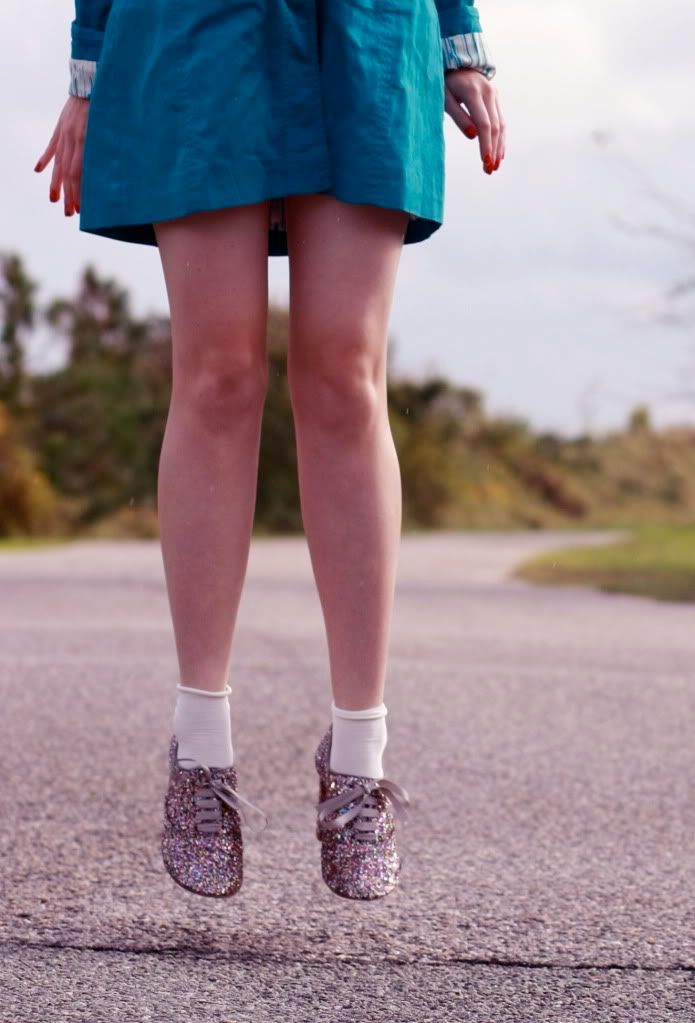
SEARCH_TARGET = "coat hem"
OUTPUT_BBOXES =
[78,186,444,255]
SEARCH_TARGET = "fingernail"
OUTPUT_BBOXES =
[465,128,477,139]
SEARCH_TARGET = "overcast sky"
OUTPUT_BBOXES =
[3,0,694,434]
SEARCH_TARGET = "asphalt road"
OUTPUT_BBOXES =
[1,531,693,1022]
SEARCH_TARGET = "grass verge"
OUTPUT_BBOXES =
[0,536,72,552]
[512,525,695,603]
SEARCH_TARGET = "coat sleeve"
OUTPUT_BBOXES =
[68,0,113,99]
[435,0,497,80]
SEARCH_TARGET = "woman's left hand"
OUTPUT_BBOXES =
[444,68,505,174]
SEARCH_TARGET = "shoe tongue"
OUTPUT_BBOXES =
[336,770,379,793]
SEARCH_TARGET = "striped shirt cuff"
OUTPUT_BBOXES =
[69,37,496,101]
[442,32,496,80]
[68,57,97,98]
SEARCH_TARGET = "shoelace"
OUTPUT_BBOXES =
[317,778,410,843]
[177,757,268,835]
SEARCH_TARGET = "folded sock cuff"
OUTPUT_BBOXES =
[332,701,387,720]
[177,683,232,698]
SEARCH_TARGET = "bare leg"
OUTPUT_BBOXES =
[153,203,270,693]
[284,194,408,711]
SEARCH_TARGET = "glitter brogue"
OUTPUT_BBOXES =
[161,735,267,897]
[314,726,410,900]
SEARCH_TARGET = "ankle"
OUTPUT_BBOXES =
[173,682,234,769]
[329,700,388,778]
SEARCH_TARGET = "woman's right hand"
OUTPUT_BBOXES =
[34,95,90,216]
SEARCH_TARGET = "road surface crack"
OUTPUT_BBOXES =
[2,940,693,973]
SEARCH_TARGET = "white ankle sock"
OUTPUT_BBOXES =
[173,683,234,769]
[329,701,388,779]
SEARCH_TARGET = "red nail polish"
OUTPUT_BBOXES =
[465,128,477,139]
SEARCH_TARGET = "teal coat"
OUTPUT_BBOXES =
[68,1,496,255]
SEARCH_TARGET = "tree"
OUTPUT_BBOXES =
[628,404,651,433]
[0,251,37,417]
[44,263,148,366]
[590,132,695,417]
[0,400,61,536]
[31,268,172,524]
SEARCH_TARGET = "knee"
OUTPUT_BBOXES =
[175,345,268,434]
[290,328,383,439]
